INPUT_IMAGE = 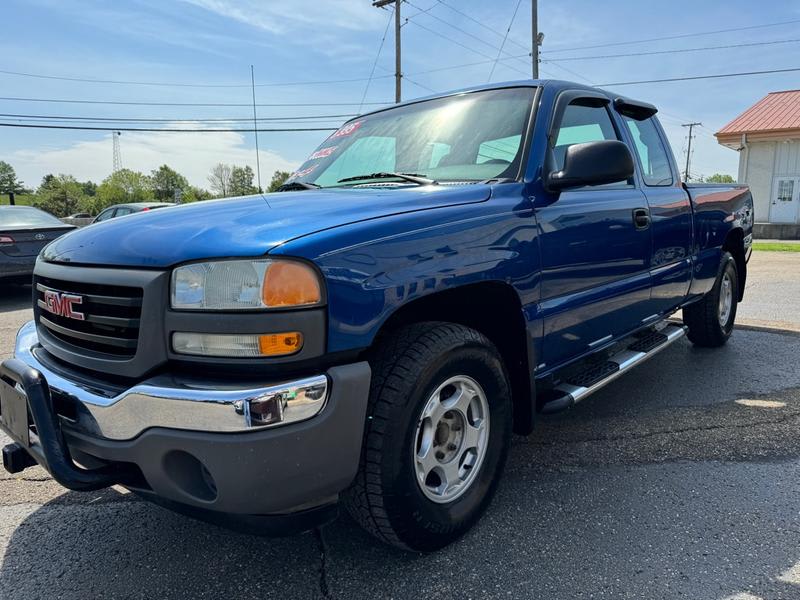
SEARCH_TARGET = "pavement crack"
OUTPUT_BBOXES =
[314,527,332,599]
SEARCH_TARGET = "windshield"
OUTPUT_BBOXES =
[0,206,65,228]
[288,87,535,188]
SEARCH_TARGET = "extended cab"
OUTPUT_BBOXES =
[0,80,753,551]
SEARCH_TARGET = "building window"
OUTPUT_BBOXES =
[778,179,794,202]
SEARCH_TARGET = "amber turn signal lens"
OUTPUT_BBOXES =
[262,262,321,307]
[258,332,303,356]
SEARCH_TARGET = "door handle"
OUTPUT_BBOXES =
[633,208,650,230]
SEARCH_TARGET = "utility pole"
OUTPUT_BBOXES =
[531,0,538,79]
[682,122,702,182]
[373,0,401,102]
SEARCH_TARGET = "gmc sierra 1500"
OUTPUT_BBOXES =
[0,80,753,551]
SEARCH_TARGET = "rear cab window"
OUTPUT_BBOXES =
[623,117,674,186]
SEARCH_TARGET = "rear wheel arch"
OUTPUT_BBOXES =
[369,281,535,435]
[722,227,746,301]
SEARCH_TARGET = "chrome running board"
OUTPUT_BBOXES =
[539,323,687,415]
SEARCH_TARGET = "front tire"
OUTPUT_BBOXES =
[683,251,739,347]
[344,322,512,552]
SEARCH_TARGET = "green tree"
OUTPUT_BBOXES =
[151,164,190,201]
[230,165,258,196]
[94,169,154,212]
[703,173,735,184]
[267,170,291,193]
[183,186,213,202]
[0,161,28,196]
[34,174,87,217]
[81,180,98,197]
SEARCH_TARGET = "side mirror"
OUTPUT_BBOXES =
[547,140,634,192]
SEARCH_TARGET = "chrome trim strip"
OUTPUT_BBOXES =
[36,282,143,307]
[39,316,137,349]
[588,334,613,348]
[12,321,329,441]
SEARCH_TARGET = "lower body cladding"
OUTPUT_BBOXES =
[0,321,371,534]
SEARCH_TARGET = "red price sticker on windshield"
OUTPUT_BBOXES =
[308,146,337,160]
[289,165,317,180]
[330,121,362,139]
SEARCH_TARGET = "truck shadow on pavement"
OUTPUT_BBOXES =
[3,330,800,599]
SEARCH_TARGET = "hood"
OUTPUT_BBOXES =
[41,185,491,268]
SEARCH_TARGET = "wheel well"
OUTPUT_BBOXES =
[373,282,534,435]
[723,228,746,301]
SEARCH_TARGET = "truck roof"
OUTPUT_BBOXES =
[356,79,656,122]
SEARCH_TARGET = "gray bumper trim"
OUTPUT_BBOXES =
[61,361,371,515]
[13,320,335,441]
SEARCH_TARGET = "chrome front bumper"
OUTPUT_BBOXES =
[12,320,330,441]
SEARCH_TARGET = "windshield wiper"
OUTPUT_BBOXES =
[337,172,437,186]
[276,181,321,192]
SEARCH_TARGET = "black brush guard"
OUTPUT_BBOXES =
[0,357,133,491]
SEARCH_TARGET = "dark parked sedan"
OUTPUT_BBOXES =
[0,206,75,282]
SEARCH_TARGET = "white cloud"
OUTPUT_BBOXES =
[9,126,298,189]
[180,0,384,35]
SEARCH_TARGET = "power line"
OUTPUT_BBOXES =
[545,17,800,54]
[0,96,390,107]
[0,112,353,123]
[542,61,594,84]
[405,0,530,72]
[250,65,262,192]
[488,0,524,82]
[0,123,338,133]
[401,73,437,94]
[599,66,800,87]
[360,6,395,112]
[434,0,530,54]
[0,68,394,88]
[409,53,530,76]
[403,17,531,78]
[544,37,800,62]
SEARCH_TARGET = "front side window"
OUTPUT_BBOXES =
[553,101,619,171]
[624,116,674,186]
[290,87,535,187]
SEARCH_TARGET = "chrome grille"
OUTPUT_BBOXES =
[34,277,143,358]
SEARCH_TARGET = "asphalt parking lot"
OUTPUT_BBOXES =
[1,251,800,599]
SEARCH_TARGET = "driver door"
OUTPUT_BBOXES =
[537,94,653,368]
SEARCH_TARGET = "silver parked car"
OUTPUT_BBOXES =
[92,202,174,223]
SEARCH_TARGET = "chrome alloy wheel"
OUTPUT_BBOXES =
[718,271,733,326]
[413,375,490,503]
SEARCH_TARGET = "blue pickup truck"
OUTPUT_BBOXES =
[0,80,753,551]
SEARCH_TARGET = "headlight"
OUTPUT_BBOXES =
[171,259,322,310]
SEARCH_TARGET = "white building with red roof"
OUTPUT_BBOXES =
[717,90,800,237]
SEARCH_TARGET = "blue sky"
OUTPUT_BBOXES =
[2,0,800,189]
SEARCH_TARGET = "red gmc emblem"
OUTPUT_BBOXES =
[43,290,85,321]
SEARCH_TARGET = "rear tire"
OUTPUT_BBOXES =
[683,251,739,347]
[344,322,512,552]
